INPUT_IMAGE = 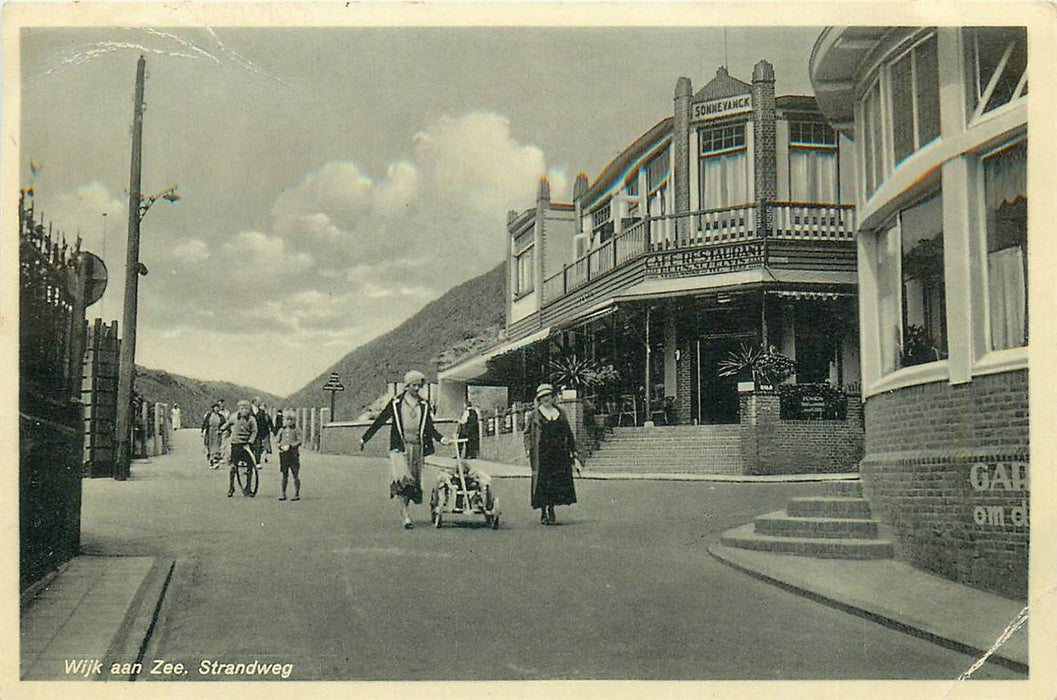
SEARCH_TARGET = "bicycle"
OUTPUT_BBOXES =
[233,452,259,497]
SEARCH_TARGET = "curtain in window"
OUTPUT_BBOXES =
[984,143,1027,210]
[985,142,1027,349]
[876,226,902,374]
[789,148,838,203]
[988,247,1026,349]
[700,151,748,209]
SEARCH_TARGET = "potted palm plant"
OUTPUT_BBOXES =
[717,343,797,390]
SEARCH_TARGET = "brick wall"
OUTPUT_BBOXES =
[861,370,1029,599]
[739,390,863,475]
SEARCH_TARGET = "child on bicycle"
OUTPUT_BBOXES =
[277,409,302,501]
[224,400,258,497]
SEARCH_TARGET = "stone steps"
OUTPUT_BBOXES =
[787,496,872,518]
[719,477,893,560]
[753,510,879,539]
[719,523,895,559]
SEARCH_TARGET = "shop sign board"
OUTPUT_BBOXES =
[691,94,752,122]
[645,241,763,278]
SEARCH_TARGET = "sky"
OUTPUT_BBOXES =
[19,25,822,395]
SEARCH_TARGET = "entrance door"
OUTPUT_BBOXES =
[694,338,743,424]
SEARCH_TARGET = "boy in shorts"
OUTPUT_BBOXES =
[277,409,302,501]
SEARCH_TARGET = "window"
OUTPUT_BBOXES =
[789,122,836,146]
[646,150,669,193]
[860,79,884,195]
[591,201,614,244]
[900,194,947,367]
[983,141,1027,350]
[514,246,535,297]
[625,174,639,197]
[699,124,749,209]
[965,27,1027,120]
[875,192,948,374]
[700,125,745,153]
[789,121,839,203]
[890,35,940,165]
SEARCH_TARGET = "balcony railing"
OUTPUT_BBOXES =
[771,202,856,240]
[541,202,856,302]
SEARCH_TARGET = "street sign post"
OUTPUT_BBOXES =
[322,372,345,421]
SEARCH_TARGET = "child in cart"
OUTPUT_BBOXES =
[430,437,500,528]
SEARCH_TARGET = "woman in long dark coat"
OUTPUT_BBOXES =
[524,383,580,525]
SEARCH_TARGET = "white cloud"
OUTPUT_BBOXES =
[171,238,210,262]
[52,112,568,394]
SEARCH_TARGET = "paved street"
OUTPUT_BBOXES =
[79,430,1020,681]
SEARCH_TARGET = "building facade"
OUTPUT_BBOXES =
[810,26,1028,598]
[441,60,865,473]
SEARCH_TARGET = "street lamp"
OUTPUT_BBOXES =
[113,183,179,480]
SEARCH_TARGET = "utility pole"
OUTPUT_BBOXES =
[114,55,146,481]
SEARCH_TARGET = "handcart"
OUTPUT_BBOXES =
[430,438,500,529]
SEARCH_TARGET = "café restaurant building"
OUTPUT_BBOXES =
[439,60,865,474]
[810,26,1028,598]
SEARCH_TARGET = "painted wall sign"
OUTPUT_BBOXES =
[968,461,1029,528]
[692,94,752,122]
[645,241,763,278]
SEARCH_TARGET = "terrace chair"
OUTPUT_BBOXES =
[616,395,637,426]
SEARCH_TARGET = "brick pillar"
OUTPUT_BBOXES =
[676,344,693,424]
[557,398,587,452]
[673,76,693,243]
[752,60,777,238]
[739,389,780,475]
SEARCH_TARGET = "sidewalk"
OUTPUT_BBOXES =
[426,455,860,483]
[20,555,174,680]
[708,542,1028,674]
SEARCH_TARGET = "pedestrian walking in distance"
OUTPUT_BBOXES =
[201,403,225,468]
[277,409,302,501]
[457,399,481,460]
[171,403,182,431]
[524,383,580,525]
[360,370,451,529]
[251,398,274,464]
[217,398,232,464]
[224,400,258,497]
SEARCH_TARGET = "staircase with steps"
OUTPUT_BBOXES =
[720,480,895,559]
[585,425,742,474]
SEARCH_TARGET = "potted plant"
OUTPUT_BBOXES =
[718,343,797,389]
[548,353,621,397]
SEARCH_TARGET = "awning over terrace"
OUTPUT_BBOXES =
[439,327,552,382]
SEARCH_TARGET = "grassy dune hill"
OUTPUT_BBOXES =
[134,365,284,427]
[284,262,506,420]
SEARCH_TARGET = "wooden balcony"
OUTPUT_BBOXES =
[541,202,856,304]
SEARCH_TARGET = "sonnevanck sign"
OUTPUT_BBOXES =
[692,94,752,122]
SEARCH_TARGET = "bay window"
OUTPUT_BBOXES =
[860,79,884,196]
[875,192,948,375]
[983,140,1027,350]
[890,34,940,165]
[965,27,1027,121]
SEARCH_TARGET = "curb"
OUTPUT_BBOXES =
[707,543,1028,675]
[19,560,70,610]
[106,558,177,680]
